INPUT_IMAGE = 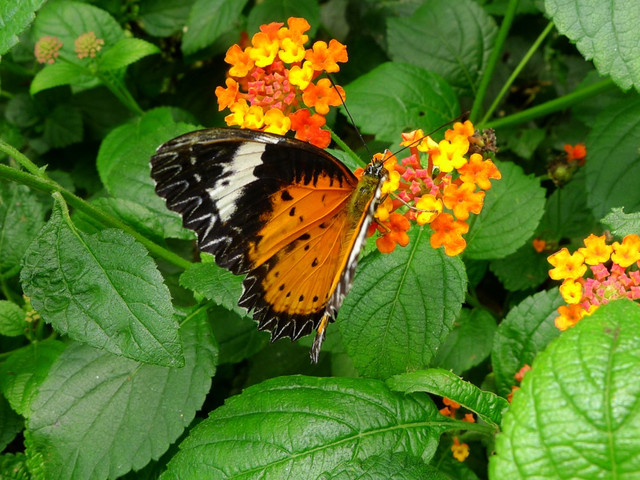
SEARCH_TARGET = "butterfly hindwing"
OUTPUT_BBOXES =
[150,128,384,344]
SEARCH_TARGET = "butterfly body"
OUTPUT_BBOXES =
[150,128,387,361]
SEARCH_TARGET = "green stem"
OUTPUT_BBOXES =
[479,21,555,126]
[470,0,520,122]
[0,139,46,178]
[0,163,192,271]
[329,128,367,167]
[487,78,617,129]
[98,70,144,115]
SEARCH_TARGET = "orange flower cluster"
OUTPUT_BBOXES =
[548,142,587,186]
[365,120,501,255]
[548,233,640,330]
[34,36,63,64]
[507,364,531,402]
[215,17,348,148]
[439,397,474,462]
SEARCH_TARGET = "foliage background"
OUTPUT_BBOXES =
[1,0,640,479]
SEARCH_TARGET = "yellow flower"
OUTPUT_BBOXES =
[548,248,587,280]
[559,279,583,304]
[242,105,265,129]
[578,234,612,265]
[263,108,291,135]
[415,194,442,225]
[381,170,401,195]
[289,61,314,90]
[430,137,469,173]
[611,234,640,268]
[248,32,279,67]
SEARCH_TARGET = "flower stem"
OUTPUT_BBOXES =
[329,128,367,167]
[0,156,192,271]
[470,0,520,122]
[486,78,617,129]
[479,21,555,126]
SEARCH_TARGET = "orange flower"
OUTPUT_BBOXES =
[442,182,484,221]
[375,213,410,253]
[444,120,474,142]
[564,143,587,163]
[305,39,348,72]
[547,248,587,280]
[289,109,331,148]
[430,213,469,256]
[225,44,254,77]
[302,78,344,115]
[215,78,239,111]
[532,238,547,253]
[457,153,501,190]
[611,234,640,268]
[514,364,531,382]
[451,437,470,462]
[555,304,586,331]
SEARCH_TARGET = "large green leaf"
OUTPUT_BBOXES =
[0,339,67,417]
[339,227,467,379]
[602,207,640,238]
[465,161,545,260]
[98,38,160,71]
[491,288,563,396]
[545,0,640,91]
[387,0,497,96]
[490,300,640,478]
[138,0,195,37]
[26,309,217,480]
[0,181,47,274]
[30,62,92,95]
[161,376,452,479]
[319,453,446,480]
[182,0,249,55]
[96,108,197,240]
[585,97,640,219]
[0,0,46,55]
[387,368,509,427]
[20,197,182,367]
[344,62,459,144]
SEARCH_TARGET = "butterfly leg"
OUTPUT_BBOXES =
[310,313,330,363]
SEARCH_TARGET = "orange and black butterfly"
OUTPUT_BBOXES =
[150,128,387,362]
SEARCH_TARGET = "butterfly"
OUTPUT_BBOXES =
[150,128,388,362]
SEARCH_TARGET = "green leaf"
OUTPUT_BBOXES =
[465,161,546,260]
[538,170,596,239]
[602,207,640,238]
[490,300,640,478]
[139,0,195,37]
[0,181,47,274]
[545,0,640,91]
[0,301,27,337]
[387,0,498,96]
[320,453,446,480]
[507,128,547,161]
[585,97,640,219]
[30,62,91,95]
[247,0,321,38]
[27,309,217,480]
[43,104,83,148]
[434,308,497,374]
[99,38,160,71]
[20,197,183,367]
[32,1,124,62]
[96,108,198,240]
[182,0,249,56]
[0,0,46,56]
[491,288,563,396]
[387,368,509,427]
[0,453,29,480]
[209,305,269,364]
[179,254,246,317]
[344,62,459,144]
[161,376,451,479]
[339,227,467,379]
[0,396,23,452]
[0,339,67,417]
[490,242,550,291]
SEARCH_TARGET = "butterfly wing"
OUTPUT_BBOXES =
[150,128,383,354]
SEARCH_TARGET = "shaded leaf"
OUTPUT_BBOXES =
[182,0,249,55]
[0,339,67,416]
[585,97,640,219]
[0,181,47,274]
[0,396,23,452]
[465,162,545,260]
[319,453,446,480]
[387,368,508,427]
[490,242,550,291]
[492,288,562,396]
[247,0,320,38]
[21,197,182,366]
[491,300,640,478]
[344,62,458,144]
[0,301,27,337]
[43,104,83,148]
[387,0,497,96]
[27,309,217,480]
[138,0,195,37]
[161,376,451,479]
[339,227,467,379]
[209,305,269,364]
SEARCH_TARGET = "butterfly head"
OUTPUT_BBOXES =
[364,156,389,183]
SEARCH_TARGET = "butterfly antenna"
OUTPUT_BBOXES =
[327,73,371,157]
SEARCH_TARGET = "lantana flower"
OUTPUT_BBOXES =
[368,121,500,256]
[34,36,63,64]
[215,17,348,148]
[548,233,640,330]
[75,31,105,59]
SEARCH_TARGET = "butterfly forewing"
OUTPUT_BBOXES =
[150,128,385,346]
